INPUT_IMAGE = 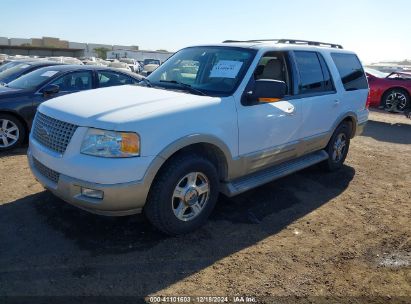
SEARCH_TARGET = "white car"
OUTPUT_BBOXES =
[0,54,8,64]
[142,59,161,76]
[107,61,132,72]
[119,58,142,73]
[28,39,369,235]
[47,56,84,65]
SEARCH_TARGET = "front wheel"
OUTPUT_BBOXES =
[322,122,350,171]
[144,154,219,235]
[0,114,25,151]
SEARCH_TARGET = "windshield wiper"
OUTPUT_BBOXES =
[159,80,207,96]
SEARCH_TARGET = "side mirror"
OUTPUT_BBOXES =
[247,79,287,103]
[41,84,60,96]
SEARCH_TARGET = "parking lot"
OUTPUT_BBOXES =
[0,110,410,301]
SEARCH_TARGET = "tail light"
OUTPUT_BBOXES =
[365,91,371,109]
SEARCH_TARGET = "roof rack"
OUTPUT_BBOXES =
[222,39,343,49]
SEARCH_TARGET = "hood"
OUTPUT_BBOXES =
[39,85,219,130]
[0,85,25,96]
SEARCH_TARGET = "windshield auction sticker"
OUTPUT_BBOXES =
[209,60,243,78]
[41,71,59,77]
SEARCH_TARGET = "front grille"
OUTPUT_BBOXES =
[32,112,78,154]
[33,157,60,184]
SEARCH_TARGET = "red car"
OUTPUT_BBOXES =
[365,68,411,112]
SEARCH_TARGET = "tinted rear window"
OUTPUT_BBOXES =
[294,51,335,94]
[331,53,368,91]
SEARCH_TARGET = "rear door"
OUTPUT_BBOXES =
[330,53,369,124]
[290,51,340,152]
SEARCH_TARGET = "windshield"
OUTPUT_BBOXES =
[388,72,411,79]
[0,61,27,73]
[146,46,256,96]
[7,68,61,90]
[365,68,389,78]
[0,63,33,83]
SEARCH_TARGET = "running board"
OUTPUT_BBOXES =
[221,150,328,197]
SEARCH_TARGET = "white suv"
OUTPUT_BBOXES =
[28,39,369,235]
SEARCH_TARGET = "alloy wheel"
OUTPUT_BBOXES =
[332,133,347,163]
[171,172,210,222]
[0,119,19,148]
[385,92,408,112]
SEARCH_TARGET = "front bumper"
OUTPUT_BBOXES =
[28,150,150,216]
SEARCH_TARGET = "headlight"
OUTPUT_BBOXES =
[81,128,140,157]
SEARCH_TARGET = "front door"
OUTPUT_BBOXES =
[237,51,303,172]
[32,71,94,116]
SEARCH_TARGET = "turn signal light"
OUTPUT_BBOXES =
[120,132,140,154]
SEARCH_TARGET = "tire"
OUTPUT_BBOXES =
[0,113,25,151]
[144,153,219,235]
[381,88,410,113]
[322,122,350,172]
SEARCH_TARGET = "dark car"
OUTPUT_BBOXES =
[0,65,142,150]
[0,59,39,73]
[0,61,62,85]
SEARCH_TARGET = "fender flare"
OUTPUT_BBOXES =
[142,134,235,190]
[330,111,358,139]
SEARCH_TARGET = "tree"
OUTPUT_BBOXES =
[94,47,111,59]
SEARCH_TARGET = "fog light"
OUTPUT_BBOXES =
[81,187,104,199]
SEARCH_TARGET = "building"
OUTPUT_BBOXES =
[0,36,142,58]
[32,37,69,48]
[107,49,174,64]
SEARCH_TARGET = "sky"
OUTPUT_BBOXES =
[1,0,410,63]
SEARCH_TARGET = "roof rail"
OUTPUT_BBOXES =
[222,39,343,49]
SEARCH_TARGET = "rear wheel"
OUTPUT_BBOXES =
[382,89,409,113]
[144,153,219,235]
[0,114,25,151]
[322,122,350,171]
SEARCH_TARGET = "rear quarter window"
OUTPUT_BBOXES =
[331,53,368,91]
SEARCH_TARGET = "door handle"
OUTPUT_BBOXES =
[285,105,296,115]
[334,99,340,105]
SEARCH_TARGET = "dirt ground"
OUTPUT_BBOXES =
[0,110,410,303]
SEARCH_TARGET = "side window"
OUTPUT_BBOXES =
[253,51,291,94]
[318,54,335,92]
[50,71,92,92]
[97,71,135,87]
[294,51,333,94]
[331,53,368,91]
